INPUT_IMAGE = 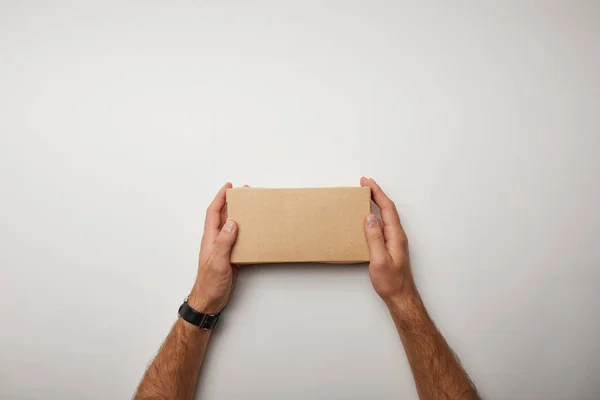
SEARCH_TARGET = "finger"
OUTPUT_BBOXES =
[364,214,388,266]
[360,177,401,227]
[220,204,227,229]
[212,220,238,260]
[361,177,407,263]
[205,182,233,235]
[219,185,248,228]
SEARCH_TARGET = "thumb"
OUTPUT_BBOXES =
[364,214,388,266]
[212,220,238,259]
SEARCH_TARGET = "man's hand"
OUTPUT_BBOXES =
[135,183,240,400]
[360,177,414,304]
[188,182,238,314]
[361,177,479,399]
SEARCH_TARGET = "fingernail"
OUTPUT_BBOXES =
[367,214,378,227]
[223,220,235,233]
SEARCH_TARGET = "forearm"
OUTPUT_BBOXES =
[135,318,211,400]
[386,293,478,400]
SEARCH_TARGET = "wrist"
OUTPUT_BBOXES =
[380,275,418,307]
[383,289,424,320]
[176,315,213,337]
[187,289,221,315]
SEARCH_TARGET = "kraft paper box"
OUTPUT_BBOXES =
[226,187,371,264]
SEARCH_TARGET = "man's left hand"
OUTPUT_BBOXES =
[188,182,238,314]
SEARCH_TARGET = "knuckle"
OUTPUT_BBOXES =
[216,234,233,247]
[388,199,398,212]
[399,234,408,247]
[370,259,389,269]
[369,231,384,242]
[207,201,219,213]
[211,241,226,255]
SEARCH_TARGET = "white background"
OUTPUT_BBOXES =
[1,1,599,399]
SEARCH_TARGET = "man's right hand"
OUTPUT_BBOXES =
[361,177,480,399]
[360,177,415,305]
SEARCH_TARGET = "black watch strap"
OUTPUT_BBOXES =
[178,299,220,330]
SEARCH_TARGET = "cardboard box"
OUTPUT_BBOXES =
[226,187,371,264]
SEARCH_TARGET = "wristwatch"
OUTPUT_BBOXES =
[178,298,220,330]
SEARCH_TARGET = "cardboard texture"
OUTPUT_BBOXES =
[226,187,371,264]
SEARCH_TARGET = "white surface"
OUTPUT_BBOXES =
[1,1,599,399]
